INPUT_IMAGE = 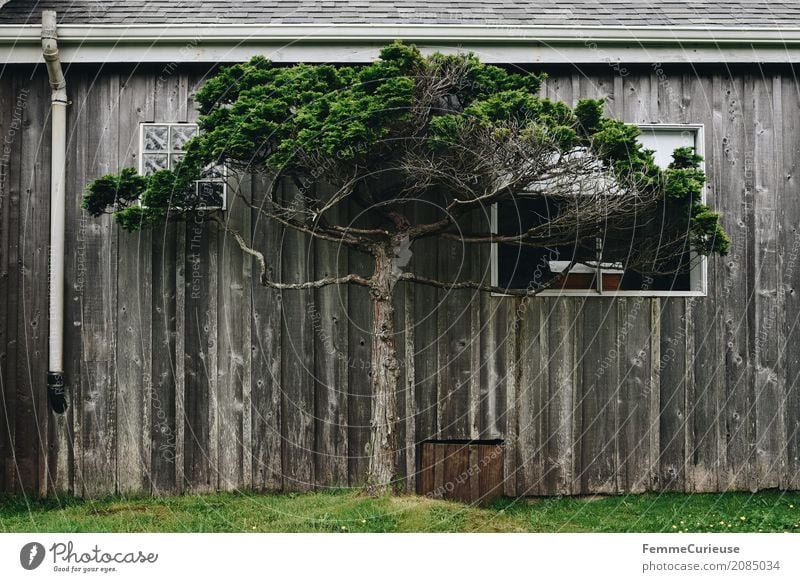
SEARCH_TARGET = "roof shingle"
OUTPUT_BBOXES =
[0,0,797,27]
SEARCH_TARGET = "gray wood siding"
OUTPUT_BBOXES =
[0,63,797,495]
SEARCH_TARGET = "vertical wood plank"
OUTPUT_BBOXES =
[174,73,191,492]
[2,74,23,493]
[648,299,661,491]
[684,74,723,492]
[149,71,185,494]
[478,443,505,503]
[345,274,371,487]
[280,181,314,491]
[183,213,218,491]
[410,203,438,447]
[622,70,653,124]
[436,218,474,440]
[543,298,576,495]
[346,203,373,487]
[15,72,50,494]
[217,183,249,490]
[577,299,619,494]
[479,296,507,441]
[658,298,688,491]
[418,441,434,495]
[781,73,800,489]
[474,189,496,446]
[150,218,178,495]
[503,299,520,496]
[516,299,547,495]
[63,72,90,496]
[715,72,754,490]
[442,443,470,502]
[80,72,119,496]
[313,193,349,488]
[433,442,445,496]
[609,73,625,119]
[393,278,408,490]
[579,72,614,110]
[402,280,417,492]
[0,73,12,493]
[214,163,252,491]
[751,73,785,489]
[116,70,154,495]
[544,70,575,107]
[240,177,254,490]
[466,210,487,446]
[250,174,283,490]
[617,297,654,493]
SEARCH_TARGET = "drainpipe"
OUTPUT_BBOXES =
[42,10,68,414]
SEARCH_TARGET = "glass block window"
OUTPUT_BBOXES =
[139,122,226,209]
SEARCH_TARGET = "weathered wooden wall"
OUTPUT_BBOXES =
[1,62,798,496]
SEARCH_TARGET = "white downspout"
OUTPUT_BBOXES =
[42,10,68,414]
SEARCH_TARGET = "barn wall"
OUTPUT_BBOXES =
[1,62,797,496]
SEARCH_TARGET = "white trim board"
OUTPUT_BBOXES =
[2,23,800,63]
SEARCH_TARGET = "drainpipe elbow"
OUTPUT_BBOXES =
[41,11,67,102]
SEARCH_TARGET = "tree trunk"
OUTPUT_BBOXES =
[365,245,400,494]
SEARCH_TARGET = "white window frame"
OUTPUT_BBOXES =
[138,122,227,211]
[490,123,707,297]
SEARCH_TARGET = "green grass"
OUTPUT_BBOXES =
[1,490,799,533]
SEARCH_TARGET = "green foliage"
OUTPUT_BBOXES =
[82,41,729,266]
[670,145,704,169]
[113,206,167,231]
[81,167,146,217]
[691,204,731,255]
[664,151,730,257]
[574,98,604,136]
[590,118,645,162]
[664,167,705,201]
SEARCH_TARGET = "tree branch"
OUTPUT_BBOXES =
[238,192,375,252]
[211,215,372,289]
[263,274,372,290]
[398,265,572,296]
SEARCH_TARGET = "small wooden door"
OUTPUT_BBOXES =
[418,440,504,504]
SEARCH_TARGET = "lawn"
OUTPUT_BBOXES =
[1,490,799,533]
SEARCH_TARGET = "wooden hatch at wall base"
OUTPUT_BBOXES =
[418,440,504,504]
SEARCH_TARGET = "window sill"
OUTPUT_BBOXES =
[490,289,707,298]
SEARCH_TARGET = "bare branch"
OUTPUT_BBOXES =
[212,214,268,281]
[237,189,376,252]
[263,274,372,290]
[211,215,371,290]
[398,265,572,296]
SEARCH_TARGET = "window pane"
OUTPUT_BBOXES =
[143,125,169,151]
[637,128,695,169]
[494,127,702,293]
[617,127,698,290]
[496,196,587,290]
[171,125,197,151]
[142,153,169,175]
[194,181,225,208]
[170,153,184,169]
[203,163,225,180]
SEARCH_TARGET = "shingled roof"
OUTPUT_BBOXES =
[0,0,797,27]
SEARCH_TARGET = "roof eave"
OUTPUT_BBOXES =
[2,23,800,64]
